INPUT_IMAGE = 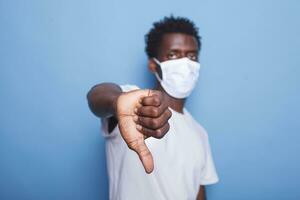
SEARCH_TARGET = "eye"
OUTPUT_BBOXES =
[167,52,178,60]
[187,53,197,61]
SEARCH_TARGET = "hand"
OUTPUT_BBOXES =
[116,89,172,173]
[133,90,172,139]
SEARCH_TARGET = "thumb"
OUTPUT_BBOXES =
[128,139,154,174]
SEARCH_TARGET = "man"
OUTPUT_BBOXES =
[87,16,218,200]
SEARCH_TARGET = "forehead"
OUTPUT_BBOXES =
[159,33,198,53]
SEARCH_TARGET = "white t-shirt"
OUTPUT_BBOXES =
[101,85,219,200]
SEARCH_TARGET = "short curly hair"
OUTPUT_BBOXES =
[145,15,201,58]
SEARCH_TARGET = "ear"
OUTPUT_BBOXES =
[148,58,157,73]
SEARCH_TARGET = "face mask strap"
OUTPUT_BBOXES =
[153,57,160,65]
[152,58,163,82]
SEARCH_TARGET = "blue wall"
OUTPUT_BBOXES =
[1,0,299,199]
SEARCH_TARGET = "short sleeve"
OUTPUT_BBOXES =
[119,84,140,92]
[101,84,140,138]
[199,133,219,185]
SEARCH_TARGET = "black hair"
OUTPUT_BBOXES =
[145,15,201,58]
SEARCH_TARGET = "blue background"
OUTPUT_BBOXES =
[1,0,299,199]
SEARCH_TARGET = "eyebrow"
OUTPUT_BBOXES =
[167,49,198,53]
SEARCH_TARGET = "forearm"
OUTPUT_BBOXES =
[196,185,206,200]
[87,82,122,118]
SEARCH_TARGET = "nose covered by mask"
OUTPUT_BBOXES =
[153,57,201,99]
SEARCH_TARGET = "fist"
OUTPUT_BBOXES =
[116,89,172,173]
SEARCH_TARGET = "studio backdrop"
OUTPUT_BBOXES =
[1,0,299,200]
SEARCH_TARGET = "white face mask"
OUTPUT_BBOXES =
[153,57,201,99]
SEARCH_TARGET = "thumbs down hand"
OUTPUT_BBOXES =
[116,89,172,174]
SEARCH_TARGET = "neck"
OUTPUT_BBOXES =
[153,82,186,114]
